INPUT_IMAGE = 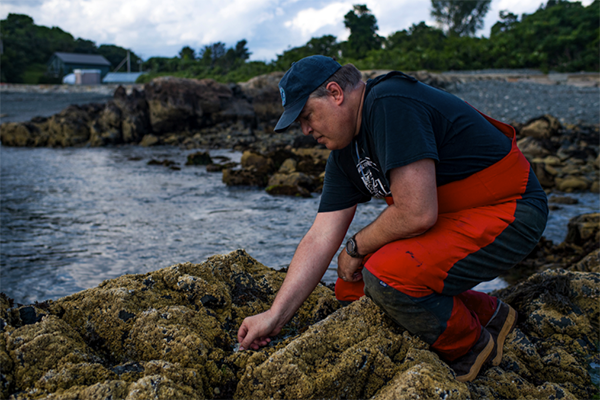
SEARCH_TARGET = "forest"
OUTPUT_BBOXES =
[1,0,598,84]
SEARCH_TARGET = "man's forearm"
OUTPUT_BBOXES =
[352,159,438,256]
[269,207,356,326]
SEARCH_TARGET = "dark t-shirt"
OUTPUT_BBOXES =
[319,72,537,213]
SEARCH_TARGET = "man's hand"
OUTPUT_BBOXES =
[237,309,283,350]
[337,249,364,282]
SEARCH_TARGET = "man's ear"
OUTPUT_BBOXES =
[326,82,344,105]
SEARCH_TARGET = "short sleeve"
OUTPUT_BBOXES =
[318,150,371,213]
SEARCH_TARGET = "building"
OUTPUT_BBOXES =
[47,52,112,79]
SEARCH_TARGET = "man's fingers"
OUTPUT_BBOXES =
[237,323,248,344]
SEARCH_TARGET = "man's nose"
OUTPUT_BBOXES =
[301,121,312,136]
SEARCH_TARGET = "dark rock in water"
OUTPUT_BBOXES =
[147,159,177,168]
[565,213,600,247]
[113,86,151,144]
[549,195,579,205]
[185,151,213,166]
[139,133,159,147]
[206,161,237,172]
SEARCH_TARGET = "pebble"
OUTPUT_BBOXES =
[449,80,600,125]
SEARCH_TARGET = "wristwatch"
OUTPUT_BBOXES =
[345,234,365,258]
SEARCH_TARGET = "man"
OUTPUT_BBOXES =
[237,55,548,382]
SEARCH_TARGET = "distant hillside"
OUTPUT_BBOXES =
[0,13,140,83]
[2,0,598,85]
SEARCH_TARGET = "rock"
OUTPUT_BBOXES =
[520,115,561,139]
[0,122,37,147]
[240,151,275,175]
[89,101,123,146]
[186,151,213,166]
[139,134,159,147]
[113,86,152,144]
[238,72,285,122]
[517,136,551,159]
[556,176,590,192]
[531,162,556,188]
[45,104,101,147]
[569,248,600,272]
[144,77,253,135]
[2,248,599,399]
[278,158,297,174]
[148,159,177,168]
[542,155,562,166]
[564,213,600,247]
[206,162,237,172]
[591,180,600,193]
[0,250,338,399]
[549,195,578,205]
[222,167,269,187]
[222,151,276,187]
[266,172,314,198]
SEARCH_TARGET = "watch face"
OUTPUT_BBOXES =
[346,238,357,256]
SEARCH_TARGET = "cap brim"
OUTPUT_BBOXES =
[274,96,308,133]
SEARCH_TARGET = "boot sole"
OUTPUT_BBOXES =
[491,305,517,366]
[456,334,495,383]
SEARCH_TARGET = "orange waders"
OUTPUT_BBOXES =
[334,112,547,361]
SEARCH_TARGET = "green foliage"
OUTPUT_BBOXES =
[2,1,598,84]
[274,35,340,70]
[179,46,196,60]
[488,0,599,72]
[431,0,492,36]
[0,13,140,83]
[343,5,382,59]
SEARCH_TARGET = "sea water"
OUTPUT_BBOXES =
[1,145,598,304]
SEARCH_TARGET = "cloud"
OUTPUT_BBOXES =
[1,0,591,61]
[284,2,352,39]
[2,0,44,7]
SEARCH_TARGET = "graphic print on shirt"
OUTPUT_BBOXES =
[356,155,391,198]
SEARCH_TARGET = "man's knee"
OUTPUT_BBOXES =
[363,269,445,345]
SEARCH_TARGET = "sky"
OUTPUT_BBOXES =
[1,0,594,62]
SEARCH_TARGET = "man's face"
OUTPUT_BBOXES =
[296,94,355,150]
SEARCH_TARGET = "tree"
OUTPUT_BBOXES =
[430,0,491,36]
[178,46,196,60]
[275,35,340,69]
[343,4,382,59]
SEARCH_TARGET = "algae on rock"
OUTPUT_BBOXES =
[1,249,599,399]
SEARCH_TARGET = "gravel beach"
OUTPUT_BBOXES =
[449,80,600,125]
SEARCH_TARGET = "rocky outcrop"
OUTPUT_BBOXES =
[237,72,284,125]
[517,115,599,193]
[1,244,598,400]
[223,147,329,197]
[0,250,340,399]
[0,78,257,148]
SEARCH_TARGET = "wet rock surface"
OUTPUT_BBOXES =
[1,250,340,399]
[1,215,599,400]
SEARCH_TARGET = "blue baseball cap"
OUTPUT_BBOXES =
[274,55,341,133]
